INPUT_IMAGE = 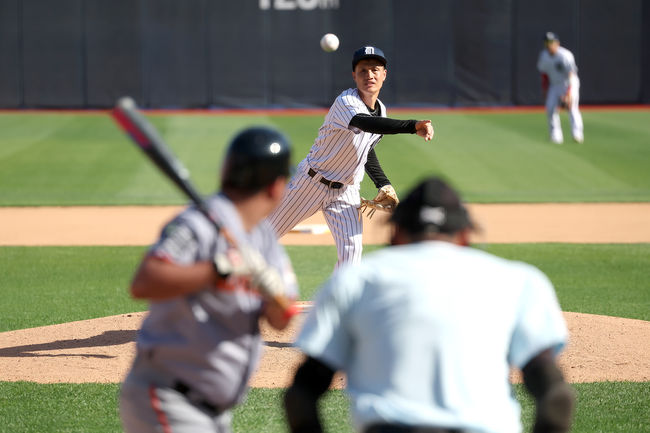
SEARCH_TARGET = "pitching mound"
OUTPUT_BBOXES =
[0,203,648,387]
[0,310,648,386]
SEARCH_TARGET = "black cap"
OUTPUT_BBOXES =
[221,126,292,193]
[544,32,559,43]
[390,177,474,235]
[352,46,387,70]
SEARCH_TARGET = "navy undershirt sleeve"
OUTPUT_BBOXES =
[365,148,390,189]
[354,112,414,189]
[350,114,417,135]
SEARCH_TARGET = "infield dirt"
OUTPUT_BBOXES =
[0,204,648,387]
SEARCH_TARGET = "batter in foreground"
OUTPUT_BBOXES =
[120,127,298,433]
[267,45,434,268]
[285,176,574,433]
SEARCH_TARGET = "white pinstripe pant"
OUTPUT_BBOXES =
[546,78,583,143]
[267,161,363,269]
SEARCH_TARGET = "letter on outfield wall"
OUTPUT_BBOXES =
[259,0,339,10]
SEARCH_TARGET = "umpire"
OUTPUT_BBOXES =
[284,176,574,433]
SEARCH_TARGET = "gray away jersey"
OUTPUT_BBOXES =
[135,193,298,409]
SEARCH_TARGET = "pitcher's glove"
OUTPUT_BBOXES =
[360,185,399,219]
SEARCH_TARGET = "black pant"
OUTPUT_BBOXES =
[365,424,462,433]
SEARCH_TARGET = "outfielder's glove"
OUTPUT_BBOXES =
[359,185,399,220]
[559,92,571,109]
[214,246,285,298]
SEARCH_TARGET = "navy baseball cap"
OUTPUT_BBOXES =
[352,46,387,70]
[544,32,559,43]
[391,177,474,235]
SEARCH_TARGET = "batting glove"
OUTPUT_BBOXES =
[214,246,285,298]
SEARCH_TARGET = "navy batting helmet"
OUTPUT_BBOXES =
[221,126,292,193]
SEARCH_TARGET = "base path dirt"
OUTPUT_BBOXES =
[0,204,648,386]
[1,203,649,246]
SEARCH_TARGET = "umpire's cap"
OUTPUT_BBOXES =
[391,177,474,235]
[352,46,387,70]
[221,126,292,193]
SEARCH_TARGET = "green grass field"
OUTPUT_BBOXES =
[0,109,649,205]
[1,244,649,332]
[0,382,647,433]
[0,244,648,432]
[0,109,648,432]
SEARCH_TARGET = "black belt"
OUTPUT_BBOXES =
[173,381,223,416]
[308,167,343,189]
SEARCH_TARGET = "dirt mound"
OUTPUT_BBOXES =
[1,204,648,388]
[0,310,648,386]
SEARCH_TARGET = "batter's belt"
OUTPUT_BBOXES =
[173,380,225,416]
[308,167,343,189]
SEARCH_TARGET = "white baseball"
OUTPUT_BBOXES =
[119,96,136,110]
[320,33,339,52]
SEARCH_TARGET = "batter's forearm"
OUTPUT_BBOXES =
[130,256,217,300]
[350,114,417,134]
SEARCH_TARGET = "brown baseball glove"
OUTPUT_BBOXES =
[359,185,399,219]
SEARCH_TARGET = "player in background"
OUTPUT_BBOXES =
[267,45,434,269]
[284,176,575,433]
[119,127,298,433]
[537,32,584,144]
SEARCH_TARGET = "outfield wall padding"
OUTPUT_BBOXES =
[0,0,647,108]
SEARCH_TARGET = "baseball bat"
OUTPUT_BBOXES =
[111,96,297,318]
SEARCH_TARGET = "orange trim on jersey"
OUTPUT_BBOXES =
[149,385,173,433]
[149,252,175,264]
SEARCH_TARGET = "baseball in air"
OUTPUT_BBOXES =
[320,33,339,52]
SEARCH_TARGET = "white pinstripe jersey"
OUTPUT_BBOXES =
[306,88,386,186]
[537,46,578,86]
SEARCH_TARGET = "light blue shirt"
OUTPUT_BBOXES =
[296,241,567,433]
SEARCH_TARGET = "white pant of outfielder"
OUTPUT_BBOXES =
[267,160,362,268]
[546,77,583,143]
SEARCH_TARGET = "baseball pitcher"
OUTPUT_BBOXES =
[267,46,434,269]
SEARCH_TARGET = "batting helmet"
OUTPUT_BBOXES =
[221,126,292,193]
